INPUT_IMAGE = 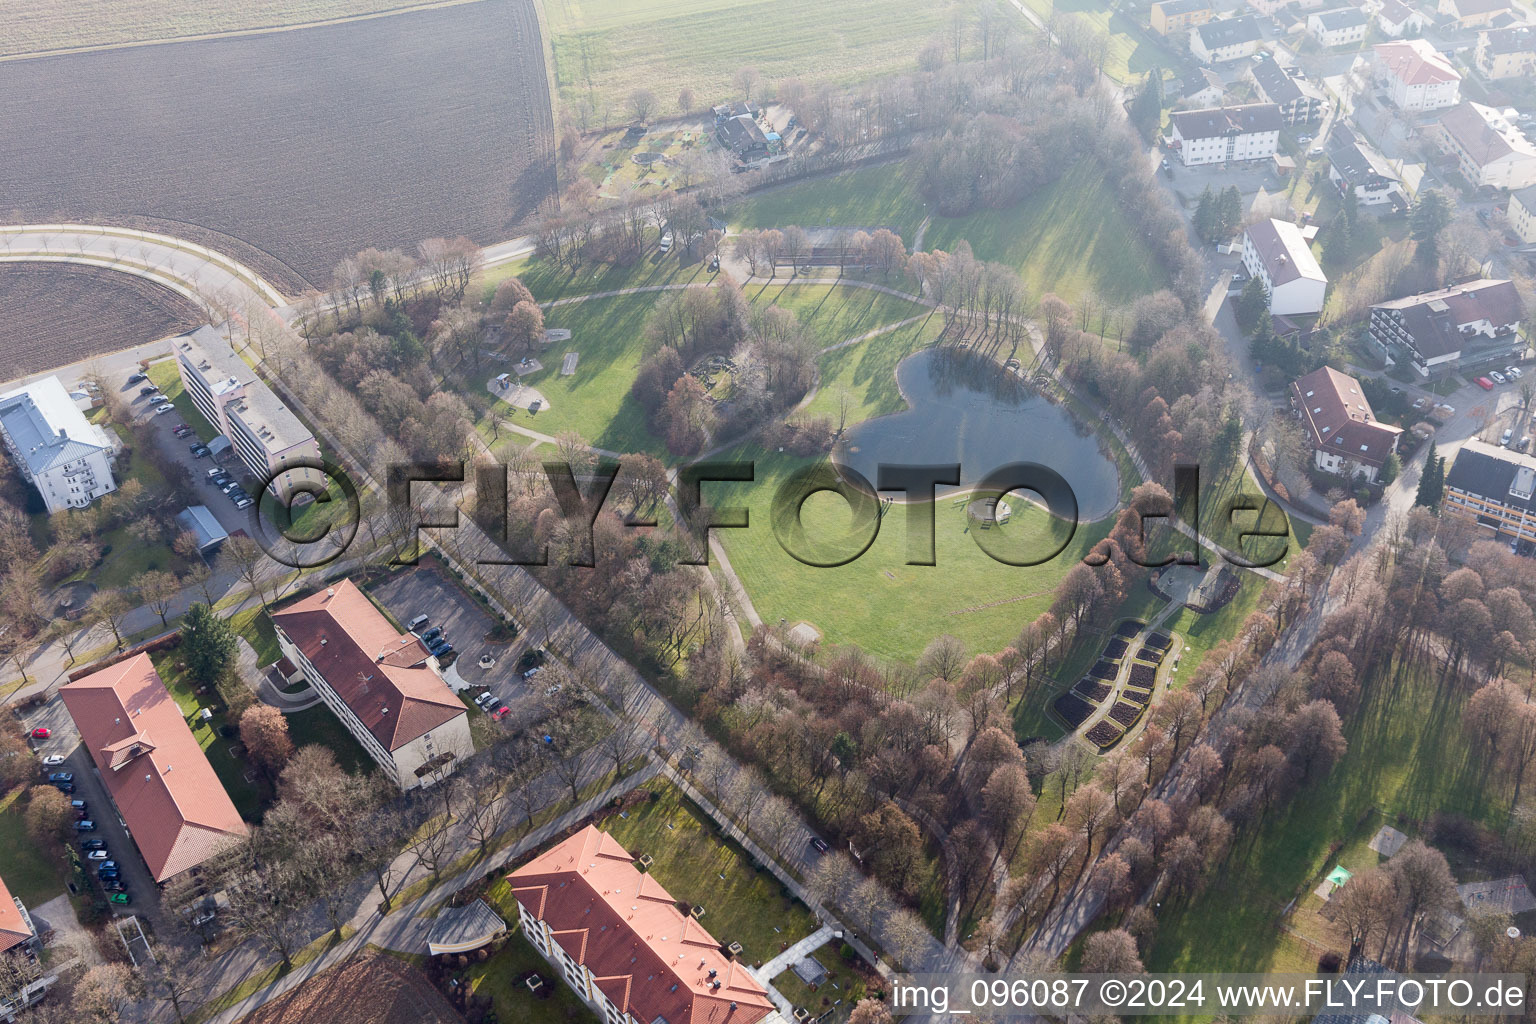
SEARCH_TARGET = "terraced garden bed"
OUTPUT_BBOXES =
[1128,663,1157,688]
[1074,679,1113,702]
[1122,686,1154,704]
[1053,692,1095,729]
[1088,659,1118,681]
[1108,700,1144,728]
[1147,631,1172,650]
[1102,637,1129,660]
[1114,620,1144,638]
[1085,721,1124,749]
[1136,646,1166,664]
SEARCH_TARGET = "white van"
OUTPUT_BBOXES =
[406,614,429,632]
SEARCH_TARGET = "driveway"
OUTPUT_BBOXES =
[61,744,167,932]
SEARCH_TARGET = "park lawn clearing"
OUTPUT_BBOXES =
[745,281,931,351]
[601,782,819,964]
[1149,659,1503,981]
[920,161,1167,306]
[802,315,948,425]
[1016,0,1179,82]
[729,164,929,239]
[714,445,1113,661]
[0,787,69,908]
[545,0,950,113]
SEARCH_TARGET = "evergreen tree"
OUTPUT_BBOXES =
[1411,189,1450,273]
[1326,200,1358,270]
[1236,277,1269,330]
[1414,441,1444,510]
[1130,70,1164,139]
[1380,451,1401,486]
[1218,186,1243,240]
[1194,187,1217,242]
[182,602,238,686]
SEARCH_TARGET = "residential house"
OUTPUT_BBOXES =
[60,654,249,883]
[716,113,771,160]
[508,825,784,1024]
[710,101,757,123]
[1190,16,1265,63]
[1373,39,1461,111]
[1248,0,1326,16]
[1377,0,1430,35]
[271,580,472,790]
[1289,366,1404,482]
[1328,124,1407,205]
[1169,103,1283,164]
[1152,0,1215,35]
[1445,440,1536,550]
[1476,25,1536,79]
[1309,7,1370,46]
[0,376,117,514]
[1242,218,1329,315]
[1508,183,1536,243]
[1432,101,1536,190]
[1369,278,1524,377]
[1250,57,1327,124]
[1438,0,1514,28]
[174,325,321,502]
[1180,67,1227,106]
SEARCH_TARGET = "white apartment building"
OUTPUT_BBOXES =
[271,580,472,790]
[174,325,320,501]
[1242,218,1328,315]
[1309,7,1369,46]
[1373,39,1462,112]
[0,376,117,514]
[1434,101,1536,190]
[1190,16,1265,62]
[1169,103,1283,165]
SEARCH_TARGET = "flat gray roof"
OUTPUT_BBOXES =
[176,326,314,454]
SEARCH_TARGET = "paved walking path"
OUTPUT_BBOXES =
[754,924,835,985]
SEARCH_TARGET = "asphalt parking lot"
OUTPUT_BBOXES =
[126,380,254,541]
[366,566,537,715]
[61,745,164,928]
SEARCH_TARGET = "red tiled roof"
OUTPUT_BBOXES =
[509,825,776,1024]
[1289,366,1403,469]
[0,875,31,954]
[1375,39,1461,85]
[60,654,248,882]
[271,581,464,752]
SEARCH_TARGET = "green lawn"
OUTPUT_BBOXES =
[149,651,264,820]
[148,359,220,443]
[0,787,69,908]
[1150,659,1500,976]
[730,164,929,239]
[1018,0,1179,82]
[919,161,1168,306]
[714,445,1114,661]
[770,940,873,1022]
[729,158,1167,307]
[462,907,599,1024]
[487,281,929,455]
[802,314,948,425]
[600,782,819,965]
[545,0,953,113]
[285,705,373,776]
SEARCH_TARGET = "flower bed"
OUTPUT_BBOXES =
[1088,659,1118,681]
[1053,692,1095,729]
[1073,679,1112,702]
[1108,700,1143,727]
[1128,663,1157,688]
[1085,721,1123,749]
[1101,637,1129,660]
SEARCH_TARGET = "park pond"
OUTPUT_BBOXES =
[834,347,1121,520]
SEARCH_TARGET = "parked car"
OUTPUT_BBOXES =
[233,497,253,510]
[1518,435,1532,453]
[658,230,674,253]
[419,626,443,644]
[480,695,501,713]
[221,481,242,494]
[810,836,830,853]
[518,648,548,672]
[212,475,232,489]
[86,850,110,861]
[138,385,160,397]
[52,781,74,793]
[1477,376,1495,390]
[522,665,543,680]
[406,614,429,631]
[41,754,65,767]
[29,727,49,740]
[1492,370,1507,384]
[491,706,511,721]
[69,799,86,812]
[1508,366,1524,380]
[97,869,120,881]
[1297,133,1313,143]
[47,772,73,783]
[429,643,453,659]
[126,372,147,385]
[191,445,211,458]
[544,683,563,697]
[80,838,106,851]
[74,820,95,832]
[108,892,131,906]
[191,910,216,925]
[173,426,193,438]
[1503,428,1514,446]
[473,691,496,709]
[155,403,176,415]
[105,882,129,894]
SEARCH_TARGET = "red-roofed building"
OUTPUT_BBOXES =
[271,581,471,790]
[508,826,783,1024]
[0,876,37,958]
[1289,366,1403,482]
[60,654,248,883]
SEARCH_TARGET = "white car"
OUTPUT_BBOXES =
[1507,365,1524,379]
[1297,134,1313,144]
[41,755,65,767]
[154,403,176,415]
[1491,370,1508,384]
